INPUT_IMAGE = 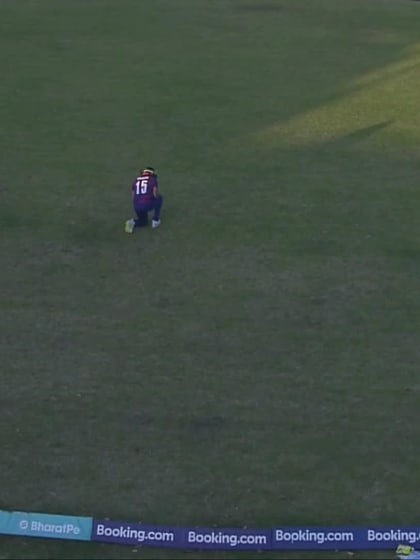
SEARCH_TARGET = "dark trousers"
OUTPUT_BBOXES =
[134,195,163,227]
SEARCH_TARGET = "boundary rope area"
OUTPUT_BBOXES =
[1,509,419,553]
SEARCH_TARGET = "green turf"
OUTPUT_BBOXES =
[1,0,420,558]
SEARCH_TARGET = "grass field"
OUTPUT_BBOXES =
[1,0,420,558]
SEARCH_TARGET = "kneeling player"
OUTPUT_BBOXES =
[125,166,163,233]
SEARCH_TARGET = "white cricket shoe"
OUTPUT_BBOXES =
[152,219,161,228]
[125,218,135,233]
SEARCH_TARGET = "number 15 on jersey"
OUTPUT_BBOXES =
[135,178,148,195]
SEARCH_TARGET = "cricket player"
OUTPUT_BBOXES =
[125,166,163,233]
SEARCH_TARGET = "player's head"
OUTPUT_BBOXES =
[142,166,156,175]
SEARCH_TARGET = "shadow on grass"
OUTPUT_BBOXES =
[322,120,393,151]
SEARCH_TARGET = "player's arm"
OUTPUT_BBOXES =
[131,180,136,201]
[152,178,159,198]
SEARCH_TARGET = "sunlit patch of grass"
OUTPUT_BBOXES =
[251,42,420,151]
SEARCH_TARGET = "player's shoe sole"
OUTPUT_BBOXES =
[125,219,135,233]
[152,220,161,228]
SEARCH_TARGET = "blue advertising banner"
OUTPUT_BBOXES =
[92,519,272,550]
[92,520,178,548]
[272,527,420,550]
[183,526,272,550]
[92,519,420,551]
[1,509,420,552]
[0,510,92,541]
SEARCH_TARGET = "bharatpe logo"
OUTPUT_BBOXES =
[0,510,92,541]
[29,520,81,535]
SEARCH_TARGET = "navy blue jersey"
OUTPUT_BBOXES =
[132,172,158,206]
